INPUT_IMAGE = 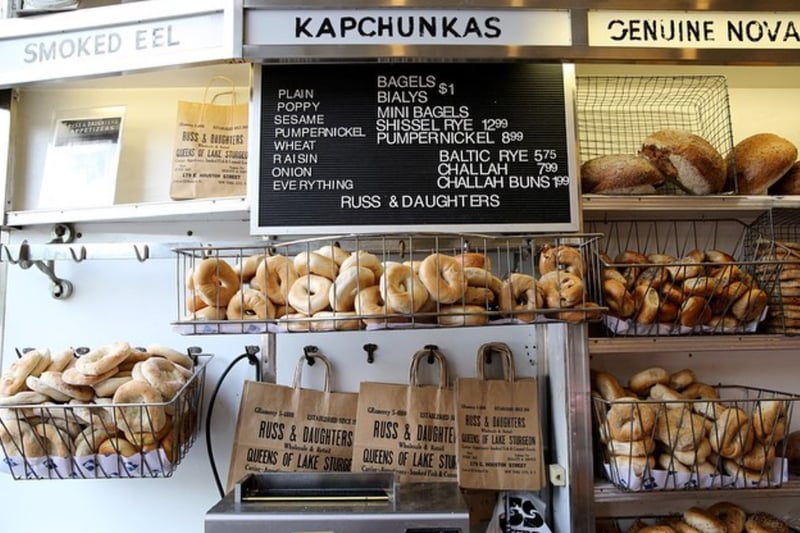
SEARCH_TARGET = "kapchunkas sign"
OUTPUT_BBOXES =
[245,9,572,46]
[589,10,800,49]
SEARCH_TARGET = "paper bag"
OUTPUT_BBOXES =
[170,76,248,200]
[351,347,457,483]
[455,342,544,491]
[226,351,358,492]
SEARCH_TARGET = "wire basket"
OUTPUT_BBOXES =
[172,232,605,335]
[596,509,800,533]
[748,209,800,335]
[576,75,735,195]
[592,385,799,492]
[0,355,209,480]
[587,219,782,336]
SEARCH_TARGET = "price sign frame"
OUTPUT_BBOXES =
[249,62,580,236]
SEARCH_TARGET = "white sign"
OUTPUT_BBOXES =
[246,9,572,47]
[589,10,800,49]
[0,1,235,86]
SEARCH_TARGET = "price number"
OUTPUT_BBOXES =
[501,131,524,144]
[538,162,558,175]
[481,118,509,131]
[438,82,455,95]
[553,176,570,187]
[533,149,557,162]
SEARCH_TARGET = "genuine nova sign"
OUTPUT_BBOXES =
[246,9,572,47]
[589,10,800,49]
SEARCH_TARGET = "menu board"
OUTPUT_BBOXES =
[254,63,577,234]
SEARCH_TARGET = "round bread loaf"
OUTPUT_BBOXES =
[640,129,726,195]
[728,133,797,195]
[580,154,665,194]
[769,160,800,195]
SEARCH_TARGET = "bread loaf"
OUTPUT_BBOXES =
[769,160,800,195]
[580,154,665,194]
[639,129,726,195]
[727,133,797,195]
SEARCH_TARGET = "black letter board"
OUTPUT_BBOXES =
[252,63,579,235]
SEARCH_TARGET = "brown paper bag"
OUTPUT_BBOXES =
[455,342,544,491]
[226,351,358,492]
[170,75,248,200]
[351,347,457,483]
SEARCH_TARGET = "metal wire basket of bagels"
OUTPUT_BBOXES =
[172,232,607,335]
[591,366,799,492]
[587,218,782,336]
[0,342,208,480]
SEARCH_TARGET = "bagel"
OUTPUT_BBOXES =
[649,383,685,404]
[667,249,706,282]
[538,244,586,279]
[226,288,274,320]
[339,250,384,280]
[629,367,670,396]
[462,286,496,306]
[294,251,338,281]
[75,341,131,377]
[635,266,671,291]
[437,304,489,327]
[683,506,727,533]
[453,252,492,271]
[657,452,692,474]
[0,349,49,396]
[743,512,792,533]
[146,344,193,370]
[679,295,713,328]
[603,278,636,318]
[751,399,786,443]
[37,371,94,402]
[25,374,72,402]
[633,285,660,325]
[672,438,712,466]
[379,262,428,313]
[722,459,769,486]
[710,407,754,459]
[309,311,362,331]
[31,422,71,458]
[62,365,119,386]
[234,254,265,283]
[184,306,226,321]
[606,397,656,441]
[46,349,75,373]
[139,357,190,401]
[736,443,776,472]
[329,266,376,312]
[606,437,656,457]
[113,379,167,434]
[614,250,650,288]
[192,257,240,307]
[418,253,466,304]
[655,406,706,451]
[463,267,504,295]
[498,273,542,322]
[730,288,768,322]
[252,255,298,305]
[669,368,696,391]
[594,371,626,402]
[288,274,334,315]
[314,244,351,267]
[710,281,750,315]
[539,270,585,309]
[706,502,746,533]
[354,286,404,325]
[682,276,722,298]
[609,453,655,477]
[98,436,139,457]
[0,419,45,457]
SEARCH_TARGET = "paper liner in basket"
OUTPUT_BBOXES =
[1,449,173,479]
[603,458,788,491]
[604,305,767,336]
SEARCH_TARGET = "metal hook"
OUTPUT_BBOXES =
[1,244,21,265]
[303,345,318,366]
[69,246,87,263]
[134,244,150,262]
[363,343,377,364]
[398,239,407,260]
[424,344,438,364]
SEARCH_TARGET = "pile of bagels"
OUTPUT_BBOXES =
[593,366,788,488]
[184,242,601,330]
[754,239,800,334]
[0,342,196,467]
[581,129,800,196]
[602,247,769,333]
[597,501,793,533]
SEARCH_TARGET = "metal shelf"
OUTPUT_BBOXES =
[4,196,249,227]
[594,478,800,519]
[588,335,800,354]
[581,195,778,219]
